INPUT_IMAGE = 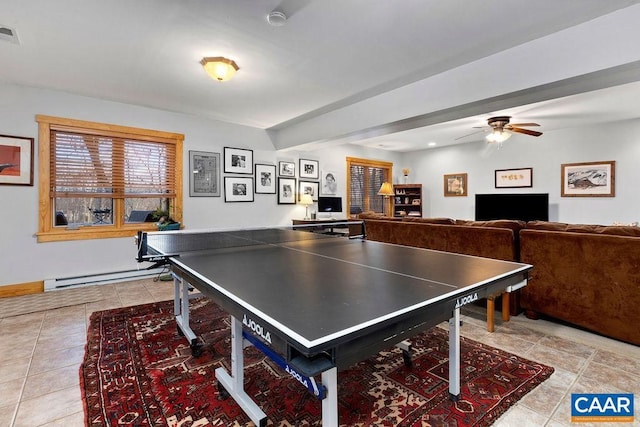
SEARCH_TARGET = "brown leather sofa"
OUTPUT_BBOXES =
[361,214,526,332]
[520,221,640,346]
[361,215,640,346]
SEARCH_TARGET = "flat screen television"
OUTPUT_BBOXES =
[475,193,549,222]
[318,196,343,213]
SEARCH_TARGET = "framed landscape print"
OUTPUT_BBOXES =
[0,134,34,186]
[443,173,467,197]
[495,167,532,189]
[279,161,295,177]
[561,160,615,197]
[299,159,319,179]
[255,163,276,194]
[189,151,220,197]
[278,177,296,204]
[224,176,254,202]
[224,147,253,174]
[299,180,319,202]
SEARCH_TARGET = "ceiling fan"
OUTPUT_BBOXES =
[456,116,542,142]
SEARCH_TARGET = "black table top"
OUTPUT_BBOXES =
[150,228,531,354]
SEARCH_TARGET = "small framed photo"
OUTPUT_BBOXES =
[321,170,338,195]
[444,173,468,197]
[255,164,276,194]
[224,176,254,202]
[224,147,253,174]
[299,180,319,202]
[279,161,295,177]
[0,134,34,186]
[299,159,319,179]
[495,167,533,189]
[189,151,221,197]
[278,177,296,204]
[561,160,615,197]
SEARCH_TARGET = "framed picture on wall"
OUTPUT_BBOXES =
[299,159,319,179]
[299,180,319,202]
[320,170,338,195]
[495,167,533,188]
[278,177,296,204]
[224,147,253,174]
[224,176,254,202]
[279,161,295,177]
[255,163,276,194]
[189,151,221,197]
[443,173,467,197]
[561,160,615,197]
[0,134,34,186]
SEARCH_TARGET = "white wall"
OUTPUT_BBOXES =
[2,80,638,288]
[0,82,397,287]
[402,118,640,224]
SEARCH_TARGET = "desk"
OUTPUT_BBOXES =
[292,218,363,236]
[137,227,531,426]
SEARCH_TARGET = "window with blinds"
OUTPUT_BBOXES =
[51,131,176,198]
[346,157,393,215]
[37,115,183,242]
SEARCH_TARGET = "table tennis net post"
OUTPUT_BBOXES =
[136,222,365,261]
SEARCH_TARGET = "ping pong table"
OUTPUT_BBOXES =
[137,225,531,427]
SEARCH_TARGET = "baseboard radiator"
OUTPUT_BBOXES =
[44,267,167,291]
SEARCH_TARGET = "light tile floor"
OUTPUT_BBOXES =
[0,279,638,426]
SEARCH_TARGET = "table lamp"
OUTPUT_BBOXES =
[300,194,314,220]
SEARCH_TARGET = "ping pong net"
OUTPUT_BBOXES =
[136,222,365,264]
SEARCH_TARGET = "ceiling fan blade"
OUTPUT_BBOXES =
[508,123,540,127]
[454,129,486,141]
[510,127,543,137]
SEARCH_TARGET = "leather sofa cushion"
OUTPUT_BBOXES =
[457,219,526,233]
[525,221,570,231]
[565,224,640,237]
[401,217,456,224]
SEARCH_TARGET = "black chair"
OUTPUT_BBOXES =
[55,211,68,226]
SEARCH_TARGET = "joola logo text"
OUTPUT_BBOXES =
[455,293,478,308]
[285,365,309,388]
[242,314,272,344]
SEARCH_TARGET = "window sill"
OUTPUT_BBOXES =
[36,223,173,243]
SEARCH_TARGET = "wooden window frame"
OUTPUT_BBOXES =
[36,115,184,242]
[346,157,393,216]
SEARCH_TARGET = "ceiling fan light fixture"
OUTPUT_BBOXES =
[200,57,239,82]
[486,129,511,143]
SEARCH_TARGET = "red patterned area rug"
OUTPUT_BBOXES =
[80,299,553,426]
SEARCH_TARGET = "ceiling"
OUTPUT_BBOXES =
[2,0,640,152]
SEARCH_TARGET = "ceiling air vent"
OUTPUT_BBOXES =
[0,25,19,44]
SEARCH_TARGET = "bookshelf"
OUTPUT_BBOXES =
[393,184,422,218]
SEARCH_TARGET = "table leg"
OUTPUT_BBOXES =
[216,316,267,427]
[173,276,199,355]
[501,292,511,322]
[321,367,338,427]
[487,296,495,332]
[448,307,461,400]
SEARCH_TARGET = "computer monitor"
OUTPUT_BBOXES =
[318,197,343,213]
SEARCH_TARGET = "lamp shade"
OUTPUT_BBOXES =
[200,57,239,82]
[300,194,314,205]
[377,182,395,197]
